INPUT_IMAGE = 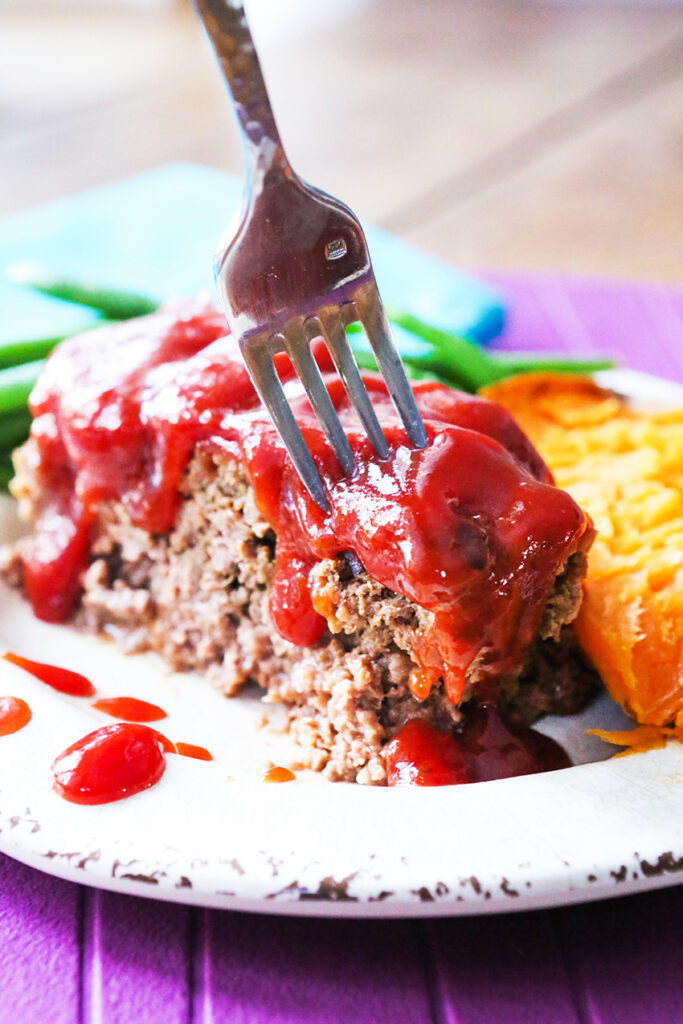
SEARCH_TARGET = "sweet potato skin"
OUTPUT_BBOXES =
[484,373,683,728]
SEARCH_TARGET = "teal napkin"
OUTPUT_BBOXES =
[0,163,505,347]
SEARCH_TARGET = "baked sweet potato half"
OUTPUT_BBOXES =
[484,373,683,728]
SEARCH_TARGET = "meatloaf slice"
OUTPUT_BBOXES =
[6,439,588,784]
[1,303,596,783]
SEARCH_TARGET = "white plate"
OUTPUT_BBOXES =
[0,368,682,918]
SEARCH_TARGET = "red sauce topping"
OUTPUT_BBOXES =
[92,696,167,722]
[0,696,32,736]
[174,742,212,761]
[154,732,176,754]
[24,301,592,701]
[51,723,168,804]
[3,652,95,697]
[263,765,296,783]
[386,705,571,787]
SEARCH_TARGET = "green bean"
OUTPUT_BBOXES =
[0,465,14,491]
[0,320,118,370]
[0,335,65,368]
[350,347,378,372]
[384,309,495,389]
[0,360,45,414]
[0,409,32,450]
[485,351,614,379]
[7,263,159,320]
[383,308,614,390]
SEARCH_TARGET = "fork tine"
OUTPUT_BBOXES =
[314,308,389,460]
[283,323,355,476]
[241,340,330,511]
[355,285,428,450]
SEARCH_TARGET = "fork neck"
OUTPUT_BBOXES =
[195,0,292,178]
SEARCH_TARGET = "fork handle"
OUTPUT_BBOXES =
[194,0,287,169]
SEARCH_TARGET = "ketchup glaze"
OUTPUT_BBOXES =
[174,742,212,761]
[263,766,296,783]
[92,697,167,722]
[386,704,571,787]
[2,652,95,697]
[51,723,168,804]
[0,696,32,736]
[24,300,593,704]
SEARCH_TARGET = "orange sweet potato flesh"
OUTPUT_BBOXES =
[483,373,683,728]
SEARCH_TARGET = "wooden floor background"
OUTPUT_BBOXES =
[1,0,681,281]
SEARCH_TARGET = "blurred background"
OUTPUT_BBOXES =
[0,0,681,280]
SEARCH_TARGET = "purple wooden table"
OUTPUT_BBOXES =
[1,273,682,1024]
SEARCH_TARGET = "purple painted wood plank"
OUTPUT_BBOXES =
[487,273,575,354]
[484,273,683,384]
[551,887,683,1024]
[427,910,582,1024]
[0,853,83,1024]
[635,285,683,381]
[81,888,193,1024]
[193,911,433,1024]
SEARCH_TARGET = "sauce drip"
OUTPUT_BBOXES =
[263,766,296,783]
[153,732,176,754]
[385,704,570,787]
[51,723,168,804]
[0,696,32,736]
[174,742,212,761]
[92,697,167,722]
[3,652,95,697]
[24,301,592,700]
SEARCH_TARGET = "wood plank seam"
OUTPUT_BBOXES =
[186,906,199,1024]
[548,907,596,1024]
[379,33,683,235]
[418,921,450,1024]
[76,885,87,1024]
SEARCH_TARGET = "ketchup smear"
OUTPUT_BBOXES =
[23,300,593,706]
[174,742,212,761]
[263,766,296,783]
[92,697,167,722]
[385,705,570,787]
[0,696,32,736]
[3,652,95,697]
[52,723,169,804]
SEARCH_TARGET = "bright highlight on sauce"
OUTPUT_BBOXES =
[2,652,95,697]
[92,697,167,722]
[51,723,168,804]
[0,696,32,736]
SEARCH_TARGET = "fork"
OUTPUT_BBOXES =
[194,0,427,510]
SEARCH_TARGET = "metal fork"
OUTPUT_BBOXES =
[194,0,427,510]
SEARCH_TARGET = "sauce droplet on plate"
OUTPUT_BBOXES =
[92,696,167,722]
[3,652,95,697]
[385,719,473,786]
[174,742,212,761]
[263,766,296,783]
[386,704,571,787]
[0,696,32,736]
[52,723,168,804]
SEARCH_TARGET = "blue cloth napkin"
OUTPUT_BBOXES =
[0,163,505,347]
